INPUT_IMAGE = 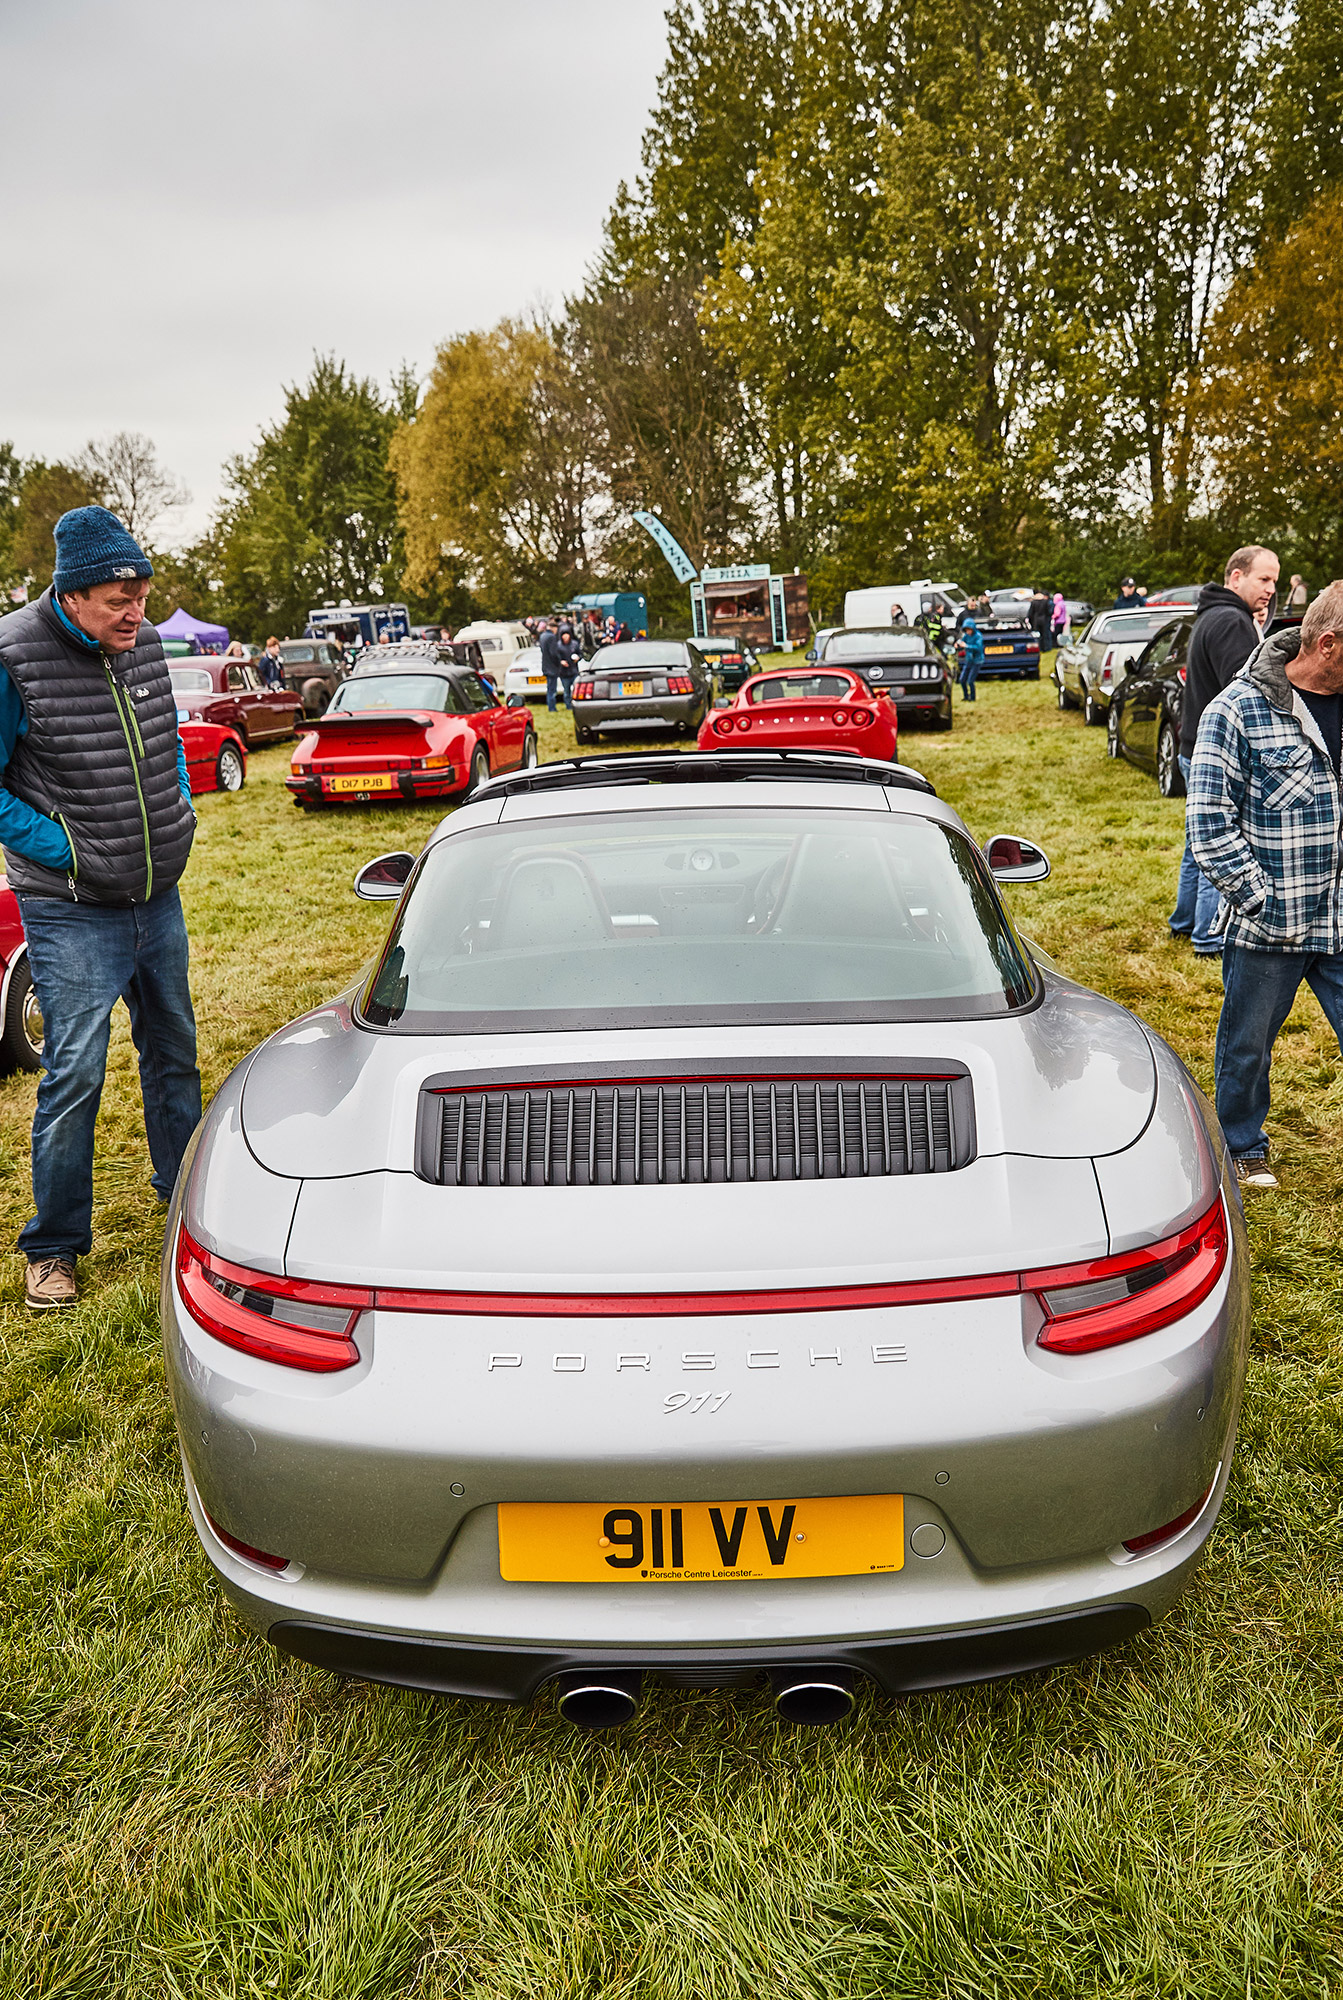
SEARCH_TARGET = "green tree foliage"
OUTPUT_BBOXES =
[214,356,402,638]
[8,460,104,598]
[392,319,602,618]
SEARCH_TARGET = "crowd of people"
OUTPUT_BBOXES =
[521,612,641,713]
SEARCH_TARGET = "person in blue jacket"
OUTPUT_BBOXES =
[957,613,985,701]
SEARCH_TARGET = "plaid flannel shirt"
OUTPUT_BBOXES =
[1187,630,1343,952]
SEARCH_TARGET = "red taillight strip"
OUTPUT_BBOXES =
[373,1270,1022,1318]
[1033,1200,1227,1354]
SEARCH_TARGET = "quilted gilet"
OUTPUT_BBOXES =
[0,590,195,904]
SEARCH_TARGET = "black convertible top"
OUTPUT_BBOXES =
[477,750,937,798]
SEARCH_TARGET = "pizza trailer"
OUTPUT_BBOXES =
[690,565,810,653]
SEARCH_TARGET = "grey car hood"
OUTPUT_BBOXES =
[238,969,1155,1182]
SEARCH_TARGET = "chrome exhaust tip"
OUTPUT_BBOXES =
[554,1669,642,1730]
[770,1666,857,1725]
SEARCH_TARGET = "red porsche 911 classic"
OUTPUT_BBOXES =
[287,651,537,809]
[697,667,900,761]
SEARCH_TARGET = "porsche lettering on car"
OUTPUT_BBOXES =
[163,750,1249,1730]
[697,668,900,761]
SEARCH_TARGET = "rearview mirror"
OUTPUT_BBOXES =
[354,851,416,900]
[986,835,1050,882]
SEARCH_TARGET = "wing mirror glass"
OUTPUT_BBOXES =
[986,835,1051,882]
[354,851,416,900]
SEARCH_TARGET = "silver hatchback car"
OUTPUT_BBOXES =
[164,752,1249,1727]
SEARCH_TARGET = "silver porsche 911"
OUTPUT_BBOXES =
[163,750,1249,1727]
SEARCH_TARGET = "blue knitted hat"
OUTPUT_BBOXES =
[52,506,154,593]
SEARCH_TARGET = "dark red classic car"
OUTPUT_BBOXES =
[287,653,536,808]
[170,661,301,746]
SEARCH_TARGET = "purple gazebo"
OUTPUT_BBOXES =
[156,607,229,654]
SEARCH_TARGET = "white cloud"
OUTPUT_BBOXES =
[1,0,667,538]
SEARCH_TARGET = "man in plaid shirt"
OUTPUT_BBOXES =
[1187,581,1343,1190]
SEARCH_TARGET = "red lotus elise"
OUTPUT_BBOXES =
[697,667,900,760]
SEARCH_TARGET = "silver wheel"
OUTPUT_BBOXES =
[522,732,539,769]
[1107,701,1123,758]
[1157,722,1185,797]
[1084,689,1103,726]
[216,744,245,791]
[1,958,43,1072]
[468,745,490,795]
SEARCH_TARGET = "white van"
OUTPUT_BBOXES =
[843,581,967,632]
[452,621,532,679]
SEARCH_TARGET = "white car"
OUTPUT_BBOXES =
[504,645,549,701]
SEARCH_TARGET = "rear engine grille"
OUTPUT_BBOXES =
[427,1074,974,1187]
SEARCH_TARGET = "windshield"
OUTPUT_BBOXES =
[169,667,212,693]
[1093,612,1175,641]
[361,807,1036,1032]
[280,644,316,662]
[330,675,452,712]
[747,674,854,702]
[598,643,685,669]
[823,631,926,660]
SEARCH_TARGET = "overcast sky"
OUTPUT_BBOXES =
[0,0,669,540]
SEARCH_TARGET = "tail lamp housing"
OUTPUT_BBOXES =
[713,716,734,736]
[176,1227,369,1372]
[1030,1199,1228,1354]
[666,675,695,694]
[573,680,595,700]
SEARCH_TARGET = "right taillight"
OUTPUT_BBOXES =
[1029,1199,1228,1354]
[176,1227,369,1371]
[573,680,595,699]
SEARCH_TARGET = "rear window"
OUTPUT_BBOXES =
[599,643,686,669]
[280,644,316,662]
[1093,612,1176,641]
[169,667,212,693]
[331,675,453,712]
[823,632,926,660]
[360,807,1037,1033]
[747,675,854,703]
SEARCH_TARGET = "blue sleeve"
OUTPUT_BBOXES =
[176,732,192,803]
[0,665,74,873]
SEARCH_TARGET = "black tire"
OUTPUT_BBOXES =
[302,679,330,717]
[1,957,43,1073]
[467,744,490,795]
[521,730,539,769]
[1029,669,1040,680]
[1107,700,1123,759]
[931,701,954,731]
[216,742,245,791]
[1083,688,1104,726]
[574,726,595,746]
[1157,721,1185,797]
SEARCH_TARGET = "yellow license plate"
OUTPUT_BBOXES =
[329,773,395,793]
[985,645,1012,655]
[527,676,546,687]
[498,1493,903,1583]
[620,680,646,696]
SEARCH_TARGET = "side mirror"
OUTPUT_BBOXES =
[505,693,527,708]
[805,647,817,662]
[986,835,1050,883]
[354,851,415,900]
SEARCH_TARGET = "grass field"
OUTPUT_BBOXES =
[2,681,1341,1998]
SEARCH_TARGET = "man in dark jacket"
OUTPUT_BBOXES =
[1171,545,1279,956]
[0,507,200,1310]
[1112,578,1147,609]
[1028,588,1053,651]
[538,619,567,711]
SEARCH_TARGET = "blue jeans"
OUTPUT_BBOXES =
[545,672,576,712]
[16,887,201,1260]
[1171,756,1222,951]
[960,658,979,700]
[1216,943,1343,1157]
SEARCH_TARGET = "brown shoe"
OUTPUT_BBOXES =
[26,1257,77,1311]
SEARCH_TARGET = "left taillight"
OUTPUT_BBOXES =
[175,1227,369,1372]
[1029,1199,1228,1355]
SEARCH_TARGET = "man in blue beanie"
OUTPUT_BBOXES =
[0,505,200,1309]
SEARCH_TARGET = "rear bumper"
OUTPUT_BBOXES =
[285,770,461,803]
[271,1601,1150,1703]
[576,698,701,732]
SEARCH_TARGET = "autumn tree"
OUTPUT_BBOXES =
[392,318,602,616]
[1199,184,1343,580]
[78,431,189,544]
